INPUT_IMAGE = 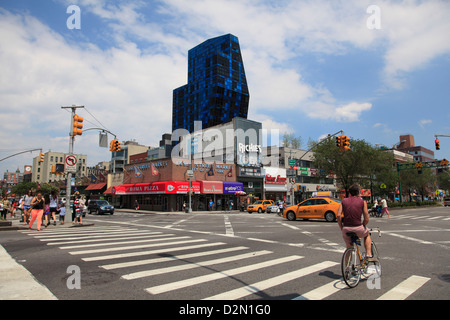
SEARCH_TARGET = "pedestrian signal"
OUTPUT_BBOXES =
[73,114,83,136]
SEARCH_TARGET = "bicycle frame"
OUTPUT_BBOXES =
[342,227,381,288]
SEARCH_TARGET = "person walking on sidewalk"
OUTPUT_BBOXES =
[29,192,45,231]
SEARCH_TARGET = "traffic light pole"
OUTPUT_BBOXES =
[61,105,84,221]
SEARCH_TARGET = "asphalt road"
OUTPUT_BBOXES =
[1,206,449,303]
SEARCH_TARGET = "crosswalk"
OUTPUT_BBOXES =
[20,226,431,300]
[381,213,450,222]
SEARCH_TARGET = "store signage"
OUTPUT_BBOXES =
[264,174,287,185]
[223,182,244,194]
[238,143,262,154]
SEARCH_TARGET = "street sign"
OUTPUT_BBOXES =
[65,155,77,173]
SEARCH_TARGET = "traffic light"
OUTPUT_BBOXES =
[38,152,45,163]
[114,140,121,151]
[435,139,440,150]
[73,114,84,136]
[109,139,121,151]
[343,135,351,151]
[51,164,64,175]
[336,135,343,149]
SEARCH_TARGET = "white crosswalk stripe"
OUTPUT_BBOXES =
[21,227,432,300]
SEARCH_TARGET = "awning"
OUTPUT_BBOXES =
[85,183,106,191]
[111,181,200,195]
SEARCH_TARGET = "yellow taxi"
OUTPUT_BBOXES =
[247,200,274,213]
[283,197,341,222]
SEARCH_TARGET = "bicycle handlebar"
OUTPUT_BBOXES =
[370,227,381,237]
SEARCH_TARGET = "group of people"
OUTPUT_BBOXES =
[2,190,87,231]
[370,196,391,218]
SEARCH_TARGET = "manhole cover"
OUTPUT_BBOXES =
[438,274,450,283]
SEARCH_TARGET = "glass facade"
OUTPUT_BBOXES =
[172,34,249,133]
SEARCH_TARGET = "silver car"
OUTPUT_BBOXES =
[266,204,280,213]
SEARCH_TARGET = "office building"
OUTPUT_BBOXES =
[172,34,250,133]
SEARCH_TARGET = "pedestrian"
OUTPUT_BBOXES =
[134,199,139,210]
[43,194,50,227]
[380,196,390,218]
[29,192,45,231]
[73,195,83,225]
[22,190,34,224]
[10,200,17,218]
[208,200,213,211]
[59,201,66,225]
[183,201,186,212]
[0,196,11,220]
[49,190,58,226]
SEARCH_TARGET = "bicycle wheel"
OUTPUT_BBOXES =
[341,247,361,288]
[370,242,382,276]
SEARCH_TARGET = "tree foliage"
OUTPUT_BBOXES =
[311,136,395,197]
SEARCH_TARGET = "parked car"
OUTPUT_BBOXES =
[247,200,274,213]
[88,200,114,215]
[283,197,341,222]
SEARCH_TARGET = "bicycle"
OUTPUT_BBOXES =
[341,227,381,288]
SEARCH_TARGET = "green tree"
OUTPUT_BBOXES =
[311,136,395,198]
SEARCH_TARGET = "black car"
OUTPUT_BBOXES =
[88,200,114,215]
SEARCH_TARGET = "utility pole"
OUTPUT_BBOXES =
[61,105,84,221]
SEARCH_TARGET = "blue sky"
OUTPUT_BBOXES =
[1,0,449,176]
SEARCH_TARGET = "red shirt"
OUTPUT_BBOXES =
[342,196,364,227]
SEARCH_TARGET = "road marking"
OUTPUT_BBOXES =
[145,255,303,295]
[279,222,301,230]
[293,278,346,300]
[68,237,199,255]
[58,234,176,249]
[122,250,272,280]
[377,275,430,300]
[100,246,249,270]
[82,242,226,262]
[383,232,433,245]
[426,216,441,220]
[204,261,338,300]
[224,216,234,236]
[46,232,166,246]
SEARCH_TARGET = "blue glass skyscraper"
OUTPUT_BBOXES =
[172,34,249,133]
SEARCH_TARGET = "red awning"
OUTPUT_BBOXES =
[111,181,200,195]
[85,183,106,191]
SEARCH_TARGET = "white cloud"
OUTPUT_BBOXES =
[419,119,432,129]
[0,8,185,172]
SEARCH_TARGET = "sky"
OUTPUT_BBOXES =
[1,0,449,176]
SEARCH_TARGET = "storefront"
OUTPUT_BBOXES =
[263,167,287,202]
[110,159,243,211]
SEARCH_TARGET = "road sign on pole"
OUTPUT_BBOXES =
[65,155,77,173]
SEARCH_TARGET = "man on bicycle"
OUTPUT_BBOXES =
[337,184,373,259]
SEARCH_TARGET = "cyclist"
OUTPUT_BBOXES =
[337,184,373,259]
